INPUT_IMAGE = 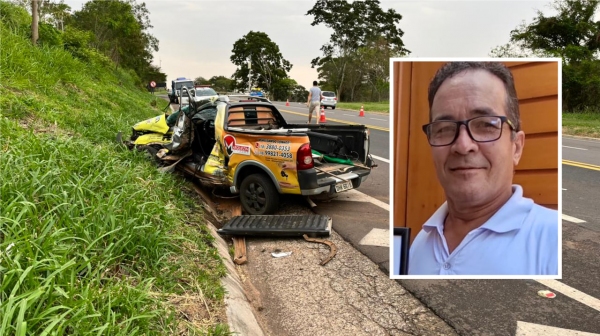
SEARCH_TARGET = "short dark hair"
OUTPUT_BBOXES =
[427,62,521,132]
[313,81,318,86]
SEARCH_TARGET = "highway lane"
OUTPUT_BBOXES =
[270,100,390,132]
[563,135,600,167]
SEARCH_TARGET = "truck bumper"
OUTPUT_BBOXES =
[298,168,371,196]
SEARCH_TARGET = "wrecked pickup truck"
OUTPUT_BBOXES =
[122,93,376,215]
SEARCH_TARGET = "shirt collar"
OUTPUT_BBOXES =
[422,185,533,234]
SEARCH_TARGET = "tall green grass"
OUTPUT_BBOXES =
[335,102,389,113]
[562,108,600,138]
[1,4,229,335]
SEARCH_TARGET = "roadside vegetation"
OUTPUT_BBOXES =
[1,2,229,335]
[336,102,389,114]
[562,108,600,138]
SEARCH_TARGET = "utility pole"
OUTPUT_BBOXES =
[31,0,39,45]
[247,57,252,94]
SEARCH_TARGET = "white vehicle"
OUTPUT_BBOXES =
[321,91,337,109]
[193,86,219,103]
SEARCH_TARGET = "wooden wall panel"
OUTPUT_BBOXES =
[519,97,560,134]
[514,170,559,205]
[517,135,559,170]
[510,62,559,100]
[393,62,412,231]
[404,62,447,243]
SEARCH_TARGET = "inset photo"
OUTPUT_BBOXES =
[389,59,561,279]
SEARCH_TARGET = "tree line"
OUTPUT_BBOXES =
[205,0,410,103]
[490,0,600,112]
[13,0,598,107]
[16,0,166,87]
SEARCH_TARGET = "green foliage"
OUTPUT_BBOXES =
[230,30,292,96]
[195,76,210,85]
[62,25,93,51]
[0,16,227,334]
[37,21,61,46]
[291,84,309,102]
[208,75,235,93]
[271,78,297,101]
[562,107,600,137]
[306,0,410,101]
[0,1,30,35]
[490,0,600,111]
[336,102,389,113]
[69,0,164,88]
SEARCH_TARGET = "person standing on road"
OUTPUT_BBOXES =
[407,62,558,276]
[307,81,324,124]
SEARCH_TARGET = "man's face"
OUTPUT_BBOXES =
[429,69,525,204]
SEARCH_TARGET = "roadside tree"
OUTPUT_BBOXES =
[230,31,292,97]
[490,0,600,111]
[306,0,409,101]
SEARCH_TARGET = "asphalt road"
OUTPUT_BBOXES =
[398,138,600,335]
[563,135,600,167]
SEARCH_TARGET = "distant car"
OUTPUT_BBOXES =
[250,88,265,98]
[321,91,337,109]
[193,87,219,103]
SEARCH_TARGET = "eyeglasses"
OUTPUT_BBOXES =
[422,116,516,147]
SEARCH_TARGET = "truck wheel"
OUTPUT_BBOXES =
[240,173,279,215]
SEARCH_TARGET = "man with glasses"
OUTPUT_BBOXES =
[408,62,558,276]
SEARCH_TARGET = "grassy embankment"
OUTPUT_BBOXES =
[562,108,600,138]
[336,102,389,113]
[0,4,229,335]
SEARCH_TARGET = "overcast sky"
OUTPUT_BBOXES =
[62,0,565,88]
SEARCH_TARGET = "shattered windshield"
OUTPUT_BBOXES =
[175,81,194,90]
[196,88,217,96]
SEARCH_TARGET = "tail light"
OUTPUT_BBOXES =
[334,97,337,100]
[297,143,314,170]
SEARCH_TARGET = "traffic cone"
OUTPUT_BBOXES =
[319,105,327,123]
[359,105,365,117]
[285,99,290,106]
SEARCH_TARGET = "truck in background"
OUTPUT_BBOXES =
[168,77,195,104]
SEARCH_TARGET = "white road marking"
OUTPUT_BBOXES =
[371,155,389,164]
[370,118,387,121]
[535,279,600,312]
[359,228,389,247]
[564,136,600,144]
[516,321,600,336]
[563,188,567,190]
[563,145,588,150]
[343,113,353,116]
[562,214,586,223]
[334,189,389,211]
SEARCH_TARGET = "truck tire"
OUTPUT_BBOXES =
[240,173,279,215]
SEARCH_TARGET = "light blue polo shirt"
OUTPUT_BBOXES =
[408,185,559,276]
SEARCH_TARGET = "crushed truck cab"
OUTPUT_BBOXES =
[125,96,375,215]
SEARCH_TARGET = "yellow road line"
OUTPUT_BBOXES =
[279,109,390,132]
[562,160,600,171]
